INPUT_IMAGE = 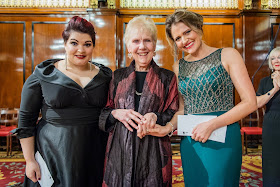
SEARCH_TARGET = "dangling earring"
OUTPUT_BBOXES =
[128,52,132,59]
[65,53,68,70]
[272,69,274,73]
[90,62,93,71]
[90,57,93,71]
[153,51,156,57]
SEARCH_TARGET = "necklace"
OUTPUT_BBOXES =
[65,61,94,71]
[135,90,142,96]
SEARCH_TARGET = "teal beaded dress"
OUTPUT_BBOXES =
[179,48,242,187]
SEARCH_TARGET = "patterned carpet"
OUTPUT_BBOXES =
[0,158,25,187]
[172,155,185,187]
[240,155,262,186]
[0,151,263,187]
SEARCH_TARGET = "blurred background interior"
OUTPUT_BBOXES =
[0,0,273,157]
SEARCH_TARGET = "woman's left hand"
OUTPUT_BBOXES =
[191,121,215,143]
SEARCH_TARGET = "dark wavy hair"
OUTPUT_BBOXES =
[62,16,96,46]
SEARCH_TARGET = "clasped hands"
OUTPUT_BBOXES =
[111,109,171,138]
[272,71,280,89]
[111,109,215,142]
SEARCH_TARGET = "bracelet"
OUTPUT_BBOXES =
[167,122,174,137]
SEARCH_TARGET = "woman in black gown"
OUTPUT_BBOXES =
[256,47,280,186]
[14,16,111,186]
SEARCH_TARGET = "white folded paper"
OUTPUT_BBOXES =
[35,151,54,187]
[177,115,227,143]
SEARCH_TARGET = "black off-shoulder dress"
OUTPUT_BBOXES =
[14,59,112,187]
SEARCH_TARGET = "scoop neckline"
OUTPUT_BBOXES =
[182,48,221,63]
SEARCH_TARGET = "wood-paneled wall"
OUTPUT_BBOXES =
[0,9,117,108]
[1,7,280,108]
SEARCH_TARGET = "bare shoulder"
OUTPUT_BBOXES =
[221,47,242,59]
[222,47,243,65]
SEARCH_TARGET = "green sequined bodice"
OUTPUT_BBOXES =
[178,48,234,114]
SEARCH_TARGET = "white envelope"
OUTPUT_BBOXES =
[177,115,227,143]
[35,151,54,187]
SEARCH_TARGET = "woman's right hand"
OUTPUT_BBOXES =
[145,124,172,137]
[25,159,41,183]
[111,109,145,132]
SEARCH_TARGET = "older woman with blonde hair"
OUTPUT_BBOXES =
[99,15,178,186]
[256,47,280,186]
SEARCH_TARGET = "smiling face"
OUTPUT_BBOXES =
[270,51,280,71]
[127,29,156,71]
[64,31,94,67]
[171,22,202,55]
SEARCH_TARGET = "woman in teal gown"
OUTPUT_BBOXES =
[149,9,257,186]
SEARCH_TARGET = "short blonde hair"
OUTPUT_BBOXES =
[124,16,157,47]
[268,47,280,70]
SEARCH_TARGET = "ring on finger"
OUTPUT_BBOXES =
[126,118,130,122]
[146,129,149,133]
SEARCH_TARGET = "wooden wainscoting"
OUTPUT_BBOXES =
[0,9,117,108]
[1,7,280,108]
[0,21,25,108]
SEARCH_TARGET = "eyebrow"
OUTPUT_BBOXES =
[70,39,92,43]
